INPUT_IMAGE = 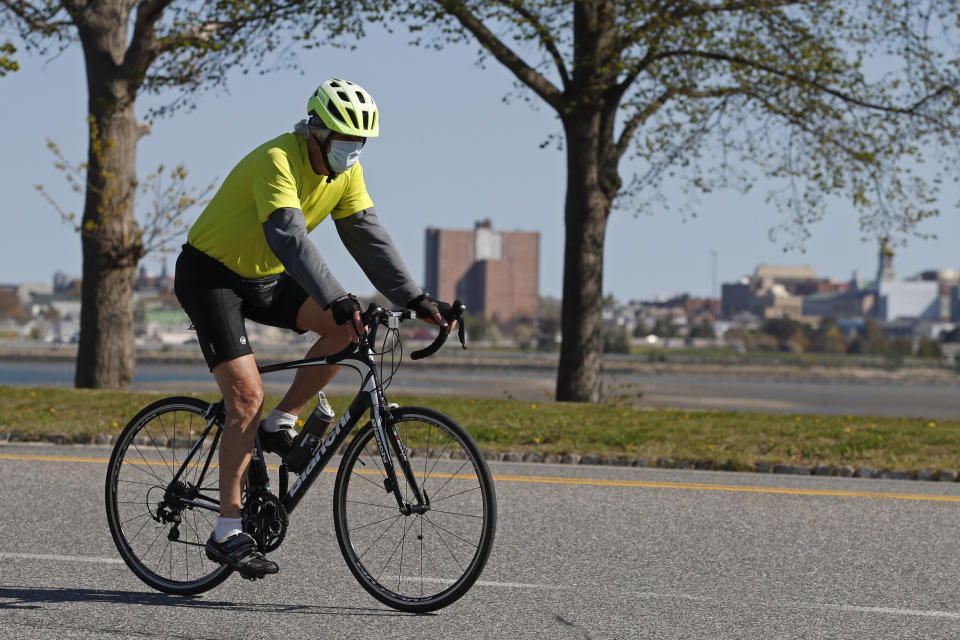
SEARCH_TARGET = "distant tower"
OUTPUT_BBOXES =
[876,237,895,284]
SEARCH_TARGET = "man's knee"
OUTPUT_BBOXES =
[297,302,354,351]
[213,358,264,427]
[323,325,354,351]
[229,385,264,421]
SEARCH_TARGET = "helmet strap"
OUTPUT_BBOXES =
[307,116,339,182]
[319,147,339,183]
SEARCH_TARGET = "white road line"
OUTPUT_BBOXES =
[635,590,960,620]
[802,601,960,620]
[474,579,572,590]
[3,553,952,618]
[0,554,566,591]
[0,552,124,564]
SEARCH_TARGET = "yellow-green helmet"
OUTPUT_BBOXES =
[307,78,379,138]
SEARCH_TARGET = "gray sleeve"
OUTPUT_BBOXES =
[335,207,424,307]
[262,207,347,309]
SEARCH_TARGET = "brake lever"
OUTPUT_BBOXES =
[457,314,467,350]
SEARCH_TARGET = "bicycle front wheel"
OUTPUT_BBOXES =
[333,406,497,613]
[105,396,232,595]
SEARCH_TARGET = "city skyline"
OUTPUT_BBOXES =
[16,237,955,308]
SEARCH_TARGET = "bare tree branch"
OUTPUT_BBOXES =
[628,0,821,43]
[613,86,745,158]
[121,0,175,80]
[673,0,821,18]
[654,49,959,118]
[1,0,73,34]
[434,0,563,110]
[494,0,570,89]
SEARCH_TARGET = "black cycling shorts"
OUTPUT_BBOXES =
[174,244,309,370]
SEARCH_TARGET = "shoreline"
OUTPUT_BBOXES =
[2,345,957,386]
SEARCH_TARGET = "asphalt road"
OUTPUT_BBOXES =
[4,442,960,639]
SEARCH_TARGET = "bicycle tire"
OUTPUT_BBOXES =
[105,396,233,595]
[333,406,497,613]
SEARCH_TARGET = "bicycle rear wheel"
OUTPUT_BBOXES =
[333,406,497,613]
[105,397,232,595]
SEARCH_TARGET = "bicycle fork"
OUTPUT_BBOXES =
[372,403,430,516]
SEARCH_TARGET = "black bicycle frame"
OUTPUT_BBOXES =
[164,328,429,520]
[243,344,426,515]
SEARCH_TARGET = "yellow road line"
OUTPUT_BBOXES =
[3,452,959,503]
[1,453,110,464]
[492,474,960,502]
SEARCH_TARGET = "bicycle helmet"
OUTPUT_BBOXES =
[308,78,380,138]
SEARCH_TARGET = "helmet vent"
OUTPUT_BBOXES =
[337,91,350,101]
[327,99,347,123]
[371,111,377,130]
[346,108,359,129]
[355,91,366,104]
[330,80,341,88]
[362,111,369,129]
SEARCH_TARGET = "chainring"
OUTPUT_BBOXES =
[242,491,288,553]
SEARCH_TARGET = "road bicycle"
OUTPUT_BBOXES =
[104,302,497,613]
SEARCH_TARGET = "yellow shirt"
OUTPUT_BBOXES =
[187,133,374,278]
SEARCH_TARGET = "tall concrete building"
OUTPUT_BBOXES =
[425,220,539,321]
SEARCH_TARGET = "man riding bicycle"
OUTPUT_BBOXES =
[174,78,454,580]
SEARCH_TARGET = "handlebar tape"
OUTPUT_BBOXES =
[410,300,466,360]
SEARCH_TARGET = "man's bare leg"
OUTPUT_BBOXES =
[205,354,278,577]
[212,354,264,518]
[274,298,357,417]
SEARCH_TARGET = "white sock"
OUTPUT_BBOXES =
[214,517,243,543]
[263,408,298,433]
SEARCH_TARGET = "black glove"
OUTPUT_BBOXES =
[329,294,362,326]
[407,294,452,323]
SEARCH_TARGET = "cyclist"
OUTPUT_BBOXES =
[174,78,454,580]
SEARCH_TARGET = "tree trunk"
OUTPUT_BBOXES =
[555,115,613,403]
[74,6,143,389]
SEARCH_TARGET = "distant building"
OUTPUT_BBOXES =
[753,265,820,295]
[425,220,539,321]
[802,278,874,318]
[28,292,81,340]
[135,261,174,294]
[721,280,752,317]
[721,265,826,320]
[876,280,940,321]
[53,271,76,293]
[14,282,52,306]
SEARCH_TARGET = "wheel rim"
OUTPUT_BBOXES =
[338,414,495,607]
[107,401,229,590]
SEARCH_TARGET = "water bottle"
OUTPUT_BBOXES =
[284,392,335,474]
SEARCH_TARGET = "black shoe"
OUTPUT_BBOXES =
[205,532,279,580]
[258,421,297,457]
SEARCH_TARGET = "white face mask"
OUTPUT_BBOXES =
[326,140,363,173]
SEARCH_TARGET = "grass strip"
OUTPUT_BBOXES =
[1,385,958,473]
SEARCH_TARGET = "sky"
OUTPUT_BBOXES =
[2,23,958,303]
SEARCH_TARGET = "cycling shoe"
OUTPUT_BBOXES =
[258,421,297,457]
[205,532,279,579]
